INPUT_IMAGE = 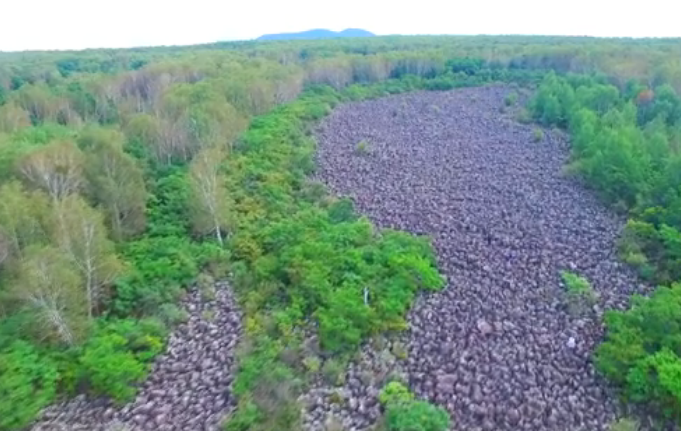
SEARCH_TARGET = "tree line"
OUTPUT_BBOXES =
[531,71,681,423]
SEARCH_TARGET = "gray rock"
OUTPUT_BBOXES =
[477,319,494,336]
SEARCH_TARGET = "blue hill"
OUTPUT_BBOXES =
[257,28,375,41]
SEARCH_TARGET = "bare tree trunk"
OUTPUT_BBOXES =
[214,215,223,246]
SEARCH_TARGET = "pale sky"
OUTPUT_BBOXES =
[2,0,680,51]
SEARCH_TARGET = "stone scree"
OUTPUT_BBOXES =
[308,86,650,431]
[31,282,242,431]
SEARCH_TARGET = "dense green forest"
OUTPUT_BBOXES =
[1,35,681,430]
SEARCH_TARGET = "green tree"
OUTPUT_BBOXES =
[19,140,85,201]
[385,400,451,431]
[81,126,147,239]
[188,146,232,245]
[0,181,50,264]
[0,103,31,133]
[11,245,87,345]
[53,195,123,318]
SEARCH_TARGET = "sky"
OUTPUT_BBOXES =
[2,0,680,51]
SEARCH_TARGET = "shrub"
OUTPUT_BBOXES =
[505,91,518,106]
[322,358,347,386]
[303,355,321,373]
[532,127,545,142]
[560,270,597,315]
[197,272,216,298]
[609,418,639,431]
[595,284,681,421]
[378,381,451,431]
[0,341,58,430]
[158,303,189,326]
[515,108,533,124]
[78,332,146,402]
[391,341,408,360]
[356,140,370,155]
[379,381,413,406]
[223,399,262,431]
[76,319,164,402]
[384,400,451,431]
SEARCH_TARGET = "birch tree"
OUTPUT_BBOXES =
[19,141,85,201]
[53,195,123,317]
[13,245,86,346]
[82,128,147,239]
[0,103,31,133]
[0,181,50,263]
[189,146,231,245]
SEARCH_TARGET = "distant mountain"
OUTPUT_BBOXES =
[257,28,375,41]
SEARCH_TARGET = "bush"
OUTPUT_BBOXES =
[223,400,262,431]
[76,319,164,402]
[609,418,639,431]
[78,333,146,402]
[532,127,545,142]
[197,272,217,301]
[0,341,58,430]
[356,140,370,155]
[384,400,451,431]
[391,341,408,360]
[322,358,347,386]
[378,381,451,431]
[595,284,681,421]
[157,303,189,326]
[560,270,597,315]
[515,108,532,124]
[303,355,321,373]
[505,91,518,106]
[379,381,413,406]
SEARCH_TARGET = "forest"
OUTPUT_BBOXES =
[1,35,681,431]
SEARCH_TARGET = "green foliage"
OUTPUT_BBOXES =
[157,303,189,326]
[376,381,451,431]
[321,358,347,386]
[560,270,597,315]
[379,381,413,406]
[0,341,58,430]
[77,331,146,402]
[384,400,451,431]
[356,139,370,155]
[595,284,681,420]
[223,400,263,431]
[609,418,639,431]
[504,91,518,106]
[531,72,681,423]
[391,341,408,360]
[532,128,544,142]
[75,319,165,402]
[225,337,303,431]
[302,355,321,373]
[515,108,533,124]
[220,83,446,431]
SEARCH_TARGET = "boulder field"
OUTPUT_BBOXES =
[30,283,242,431]
[309,86,648,431]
